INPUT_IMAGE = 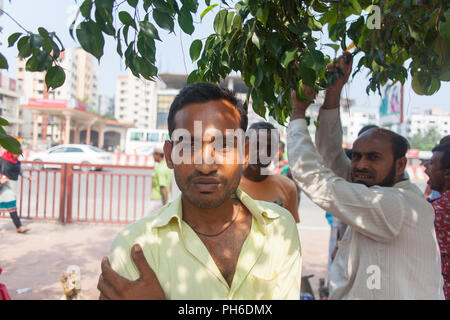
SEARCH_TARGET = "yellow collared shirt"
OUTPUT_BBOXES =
[109,188,302,300]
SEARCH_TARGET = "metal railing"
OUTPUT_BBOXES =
[1,161,155,224]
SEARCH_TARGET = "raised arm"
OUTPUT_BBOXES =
[315,53,352,180]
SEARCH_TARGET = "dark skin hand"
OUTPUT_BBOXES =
[97,244,166,300]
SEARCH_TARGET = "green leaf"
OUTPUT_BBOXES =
[281,48,297,68]
[213,9,227,35]
[76,20,105,60]
[17,36,32,59]
[80,0,93,18]
[0,53,9,70]
[119,11,136,29]
[350,0,362,14]
[324,43,339,53]
[38,27,49,37]
[189,39,202,62]
[127,0,138,7]
[178,6,194,35]
[299,64,316,87]
[251,33,260,49]
[0,117,9,126]
[45,65,66,90]
[25,50,52,72]
[136,56,157,80]
[0,135,22,155]
[153,8,174,32]
[187,70,198,84]
[143,0,152,11]
[116,29,123,56]
[303,50,324,72]
[201,4,218,20]
[8,32,22,47]
[139,20,161,41]
[439,9,450,40]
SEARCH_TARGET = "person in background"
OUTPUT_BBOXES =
[0,267,11,300]
[239,122,299,223]
[425,143,450,299]
[425,135,450,201]
[0,149,32,233]
[150,146,173,210]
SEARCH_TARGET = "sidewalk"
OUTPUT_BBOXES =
[0,218,330,300]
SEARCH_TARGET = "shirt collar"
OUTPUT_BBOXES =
[152,188,280,235]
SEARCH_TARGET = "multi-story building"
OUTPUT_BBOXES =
[114,72,158,129]
[75,48,98,109]
[0,74,22,136]
[97,94,115,116]
[17,48,97,106]
[404,108,450,138]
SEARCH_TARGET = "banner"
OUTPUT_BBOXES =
[379,82,401,116]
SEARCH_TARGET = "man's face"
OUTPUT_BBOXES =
[165,99,248,209]
[153,152,162,162]
[249,130,275,170]
[425,151,445,193]
[350,131,401,187]
[278,143,284,162]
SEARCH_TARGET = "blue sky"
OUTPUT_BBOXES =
[1,0,449,116]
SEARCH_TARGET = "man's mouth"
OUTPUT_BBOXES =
[192,178,221,192]
[353,172,374,181]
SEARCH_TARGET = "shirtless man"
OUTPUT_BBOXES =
[240,121,299,223]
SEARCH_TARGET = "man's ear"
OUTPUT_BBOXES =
[164,140,174,169]
[396,156,407,178]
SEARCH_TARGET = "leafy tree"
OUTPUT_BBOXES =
[0,0,449,153]
[409,126,442,151]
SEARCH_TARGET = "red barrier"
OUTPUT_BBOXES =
[0,162,155,224]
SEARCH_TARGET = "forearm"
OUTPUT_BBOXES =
[322,87,342,110]
[315,108,351,180]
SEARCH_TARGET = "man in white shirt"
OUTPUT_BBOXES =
[287,53,444,299]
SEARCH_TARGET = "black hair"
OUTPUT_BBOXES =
[432,143,450,170]
[440,135,450,145]
[167,82,247,138]
[248,121,276,131]
[389,131,410,161]
[358,124,379,137]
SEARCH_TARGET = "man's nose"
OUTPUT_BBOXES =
[193,144,218,174]
[355,157,370,171]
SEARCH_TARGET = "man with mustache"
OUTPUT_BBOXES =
[287,53,444,299]
[97,82,301,299]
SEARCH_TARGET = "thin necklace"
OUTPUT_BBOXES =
[187,202,241,237]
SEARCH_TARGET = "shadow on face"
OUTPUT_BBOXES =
[165,99,248,209]
[351,129,400,187]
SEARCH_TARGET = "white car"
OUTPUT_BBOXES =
[28,144,114,171]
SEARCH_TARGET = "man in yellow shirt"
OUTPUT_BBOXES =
[97,82,301,300]
[150,146,172,207]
